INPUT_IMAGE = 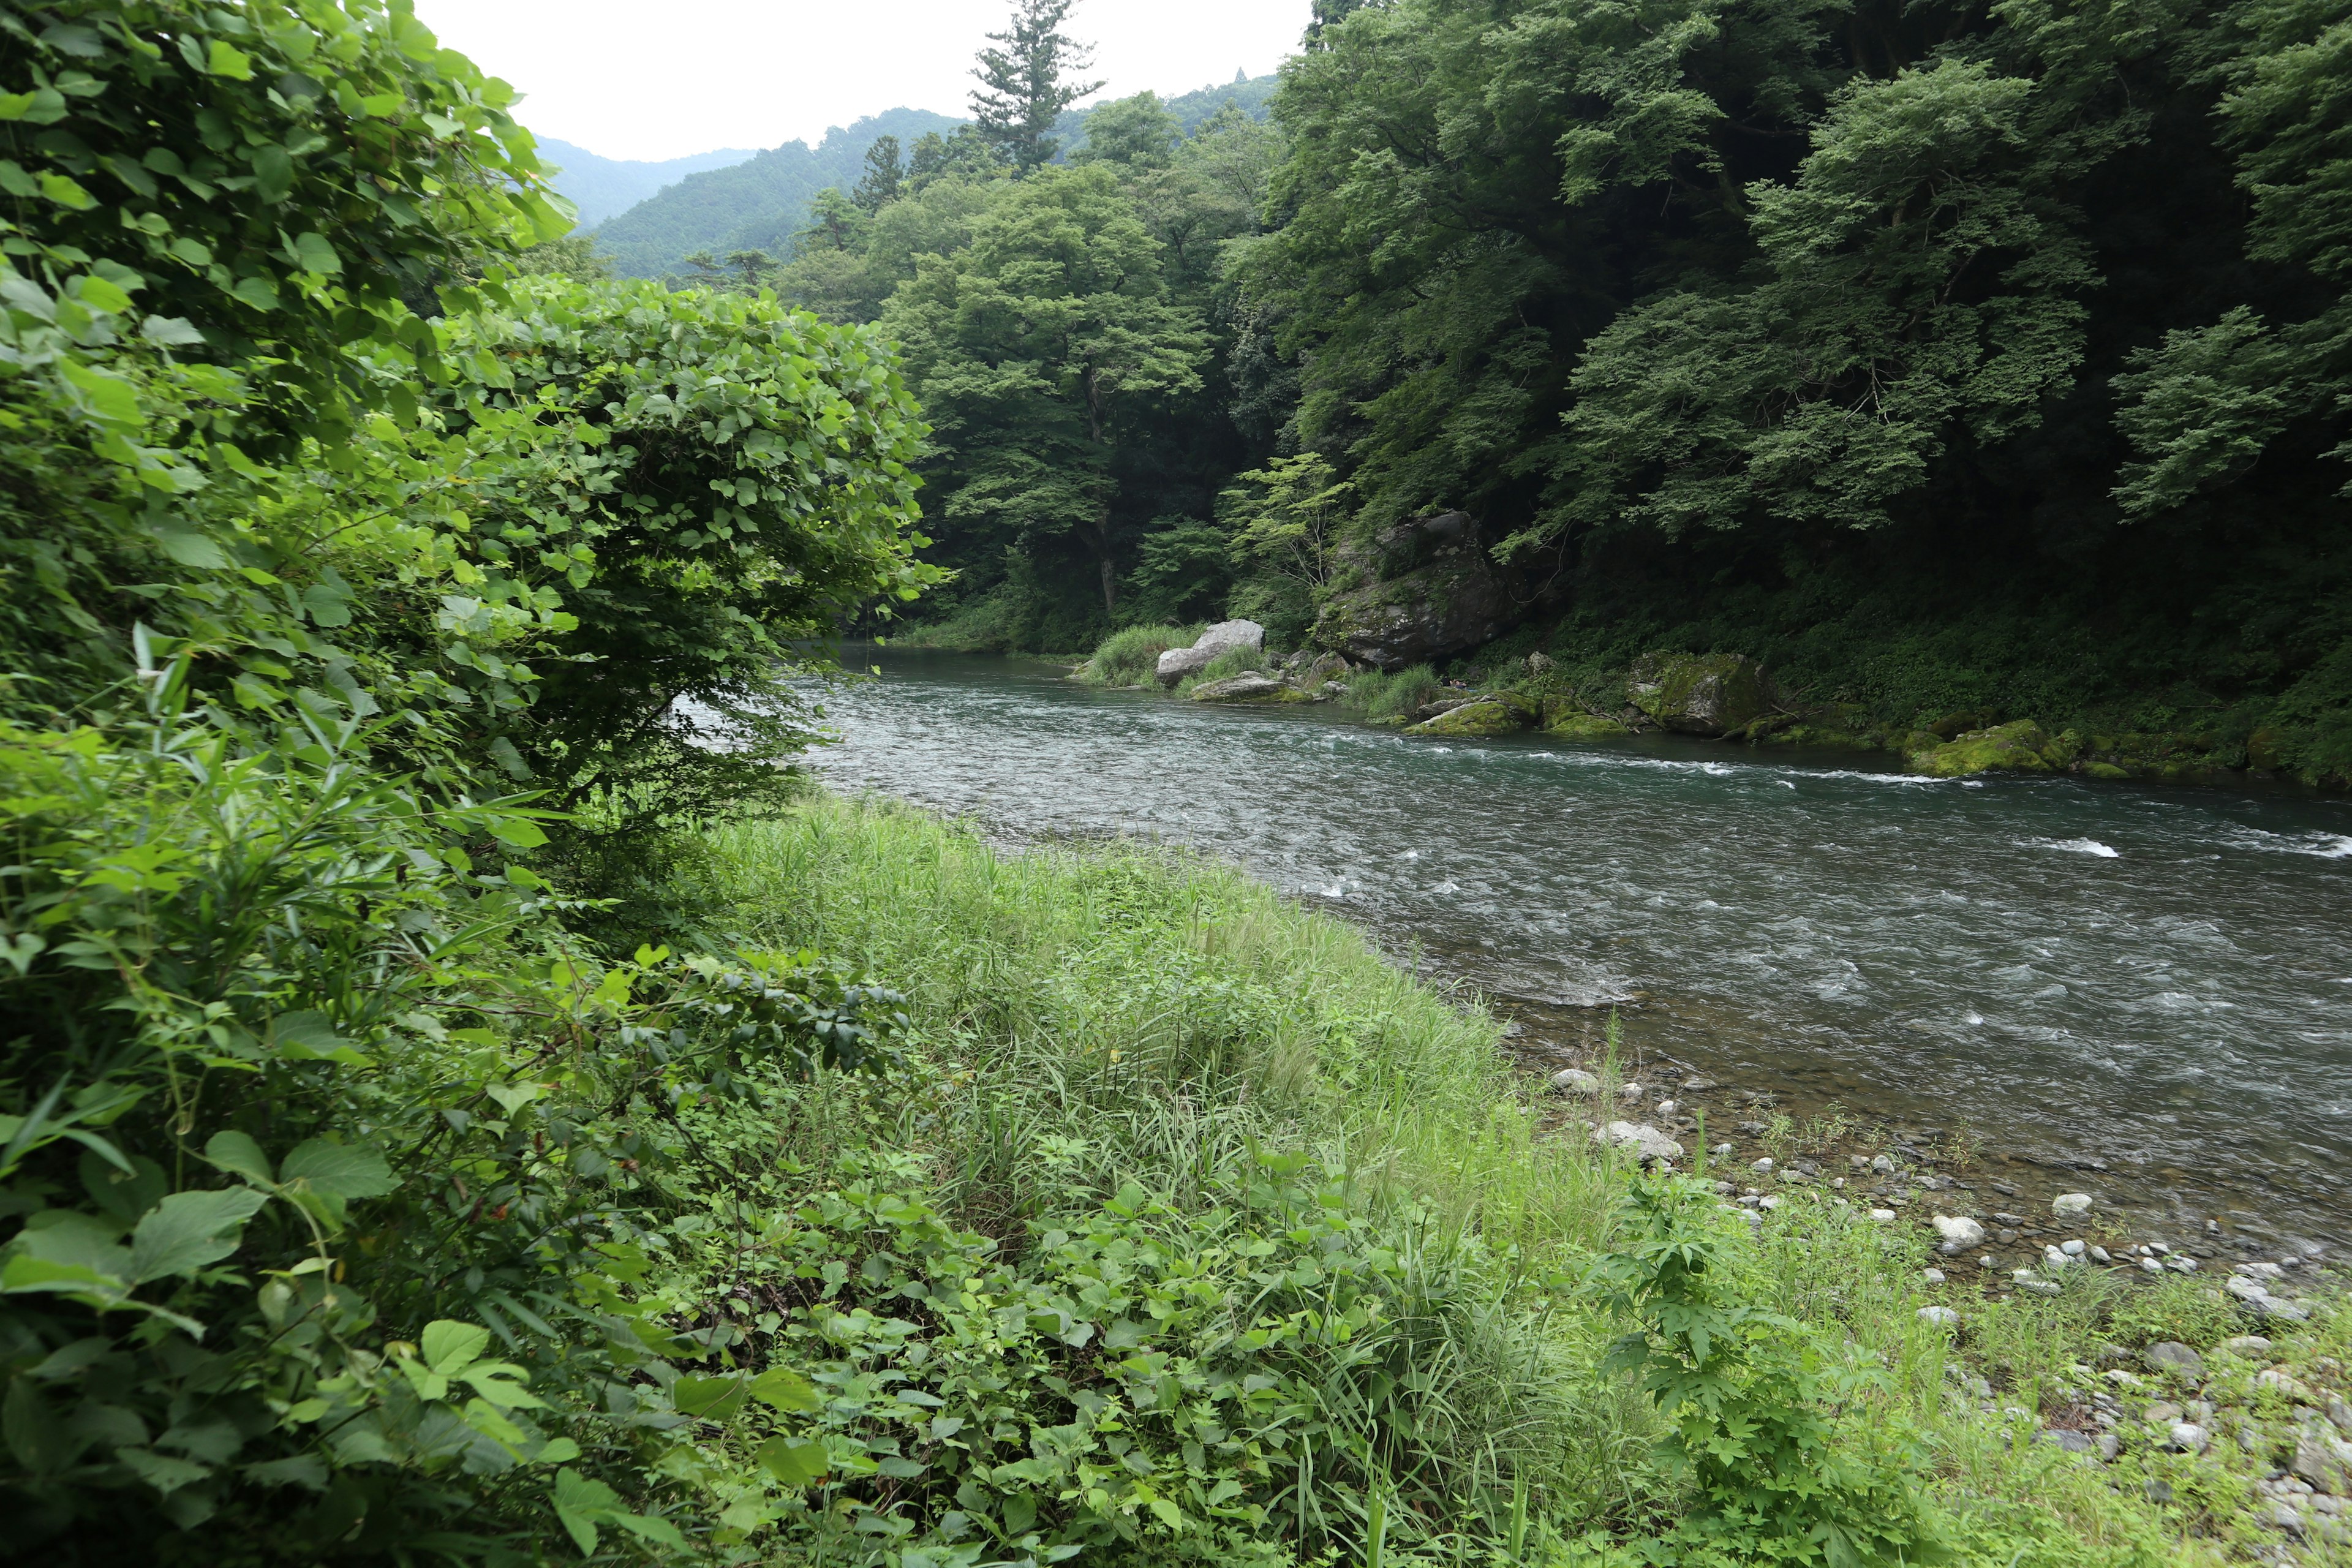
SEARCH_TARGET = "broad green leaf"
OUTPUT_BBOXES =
[0,93,34,120]
[129,1188,270,1284]
[38,172,95,210]
[203,1130,274,1185]
[421,1319,491,1374]
[487,816,548,848]
[206,40,254,79]
[552,1466,619,1555]
[73,275,132,314]
[230,274,281,312]
[280,1139,396,1200]
[291,232,342,274]
[58,361,140,428]
[152,527,228,569]
[754,1435,830,1486]
[299,584,352,627]
[748,1366,820,1412]
[141,315,205,347]
[671,1373,747,1420]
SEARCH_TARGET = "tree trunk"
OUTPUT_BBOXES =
[1098,547,1118,617]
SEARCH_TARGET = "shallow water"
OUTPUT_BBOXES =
[807,652,2352,1248]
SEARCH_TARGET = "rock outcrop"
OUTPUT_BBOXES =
[1189,674,1297,703]
[1313,512,1564,670]
[1627,652,1774,736]
[1403,692,1536,738]
[1155,620,1265,685]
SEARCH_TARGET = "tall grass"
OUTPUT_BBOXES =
[701,796,2247,1564]
[1072,622,1204,685]
[1340,662,1445,722]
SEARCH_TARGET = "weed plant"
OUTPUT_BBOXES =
[1074,623,1205,686]
[1339,665,1447,723]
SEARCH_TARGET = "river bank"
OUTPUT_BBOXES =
[812,650,2352,1258]
[717,791,2351,1564]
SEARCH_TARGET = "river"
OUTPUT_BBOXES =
[806,652,2352,1253]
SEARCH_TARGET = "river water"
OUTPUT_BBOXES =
[806,652,2352,1250]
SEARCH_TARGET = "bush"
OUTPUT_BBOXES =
[2106,1278,2242,1351]
[1340,663,1445,722]
[1074,622,1202,685]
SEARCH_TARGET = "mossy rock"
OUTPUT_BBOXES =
[1189,674,1292,703]
[1911,720,2054,777]
[2083,761,2130,780]
[1547,712,1632,739]
[2247,726,2289,771]
[1404,698,1532,737]
[1626,652,1773,736]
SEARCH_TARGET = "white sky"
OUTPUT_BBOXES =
[413,1,1314,164]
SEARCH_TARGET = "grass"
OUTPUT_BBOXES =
[1072,622,1204,685]
[1337,662,1446,723]
[692,794,2342,1565]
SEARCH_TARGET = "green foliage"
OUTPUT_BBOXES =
[1074,622,1202,685]
[1340,665,1445,723]
[969,0,1102,174]
[0,0,568,452]
[1591,1180,1950,1565]
[2103,1279,2241,1352]
[880,164,1209,619]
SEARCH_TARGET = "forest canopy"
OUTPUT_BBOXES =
[725,0,2352,781]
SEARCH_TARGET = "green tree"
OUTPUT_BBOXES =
[968,0,1103,173]
[1072,91,1183,169]
[881,165,1207,617]
[852,133,905,213]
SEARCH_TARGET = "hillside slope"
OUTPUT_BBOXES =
[538,138,754,228]
[590,108,964,277]
[592,75,1280,279]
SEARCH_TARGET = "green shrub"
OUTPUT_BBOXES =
[1076,622,1202,685]
[1341,664,1445,722]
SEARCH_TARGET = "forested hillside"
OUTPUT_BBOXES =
[589,75,1281,283]
[774,0,2352,788]
[537,138,753,228]
[590,108,964,277]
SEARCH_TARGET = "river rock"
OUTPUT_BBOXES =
[1934,1215,1987,1253]
[2145,1341,2205,1378]
[1313,513,1567,669]
[2224,1335,2275,1358]
[1189,674,1291,703]
[2052,1193,2094,1218]
[1919,1306,1961,1328]
[1155,620,1265,684]
[1626,652,1774,736]
[1911,719,2067,778]
[2170,1422,2211,1454]
[1593,1121,1683,1163]
[1404,694,1536,738]
[1551,1068,1600,1095]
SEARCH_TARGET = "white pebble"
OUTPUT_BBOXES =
[2061,1239,2086,1256]
[2052,1193,2093,1218]
[1923,1268,1947,1285]
[1752,1157,1774,1175]
[2140,1257,2164,1274]
[1869,1208,1896,1222]
[1918,1306,1961,1328]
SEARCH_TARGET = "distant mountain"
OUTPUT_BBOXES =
[589,75,1283,281]
[538,139,756,230]
[591,108,965,279]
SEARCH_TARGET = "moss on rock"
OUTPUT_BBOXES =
[1627,652,1773,735]
[1404,697,1533,737]
[1911,720,2054,777]
[1547,712,1633,739]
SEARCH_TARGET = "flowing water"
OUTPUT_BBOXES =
[806,652,2352,1250]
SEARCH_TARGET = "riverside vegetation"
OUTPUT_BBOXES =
[775,0,2352,793]
[4,2,2351,1566]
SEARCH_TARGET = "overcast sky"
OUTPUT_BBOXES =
[412,1,1314,164]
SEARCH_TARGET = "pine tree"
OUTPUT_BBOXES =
[969,0,1103,173]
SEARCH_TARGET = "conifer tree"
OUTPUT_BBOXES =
[969,0,1103,173]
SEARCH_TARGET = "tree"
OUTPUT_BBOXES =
[1073,91,1183,169]
[853,134,906,213]
[881,166,1207,617]
[969,0,1104,173]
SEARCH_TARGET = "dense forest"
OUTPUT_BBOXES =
[536,138,754,230]
[693,0,2352,786]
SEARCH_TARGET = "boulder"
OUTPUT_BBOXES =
[1910,720,2063,778]
[1933,1215,1987,1253]
[1626,652,1774,736]
[1404,695,1535,738]
[2052,1192,2094,1218]
[1189,674,1292,703]
[1155,619,1265,685]
[1593,1121,1684,1163]
[1550,1068,1600,1096]
[1314,513,1566,669]
[2144,1341,2205,1378]
[1545,710,1633,739]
